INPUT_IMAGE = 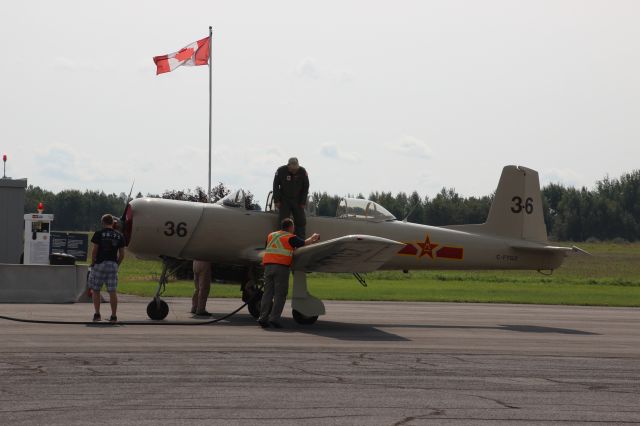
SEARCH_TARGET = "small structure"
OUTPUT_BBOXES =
[0,177,27,264]
[0,157,87,303]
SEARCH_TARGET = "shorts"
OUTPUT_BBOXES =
[88,261,119,292]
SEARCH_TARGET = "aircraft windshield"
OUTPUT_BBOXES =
[336,198,396,222]
[216,189,246,208]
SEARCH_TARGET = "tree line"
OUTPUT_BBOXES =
[24,170,639,241]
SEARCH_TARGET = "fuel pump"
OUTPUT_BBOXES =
[23,212,54,265]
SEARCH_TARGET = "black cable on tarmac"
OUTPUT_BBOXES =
[0,301,249,326]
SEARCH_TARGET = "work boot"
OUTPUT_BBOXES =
[268,321,283,329]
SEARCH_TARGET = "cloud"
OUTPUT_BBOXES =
[319,143,359,162]
[388,135,433,159]
[541,168,583,187]
[53,56,78,71]
[35,144,129,186]
[52,56,104,72]
[296,57,319,79]
[330,69,354,84]
[212,144,286,178]
[37,146,77,180]
[295,58,354,85]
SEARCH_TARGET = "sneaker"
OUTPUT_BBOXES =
[258,320,270,328]
[269,321,283,329]
[194,311,212,317]
[109,315,117,323]
[92,313,101,322]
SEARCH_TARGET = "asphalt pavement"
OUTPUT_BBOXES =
[0,296,639,425]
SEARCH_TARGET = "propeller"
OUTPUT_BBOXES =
[118,180,135,245]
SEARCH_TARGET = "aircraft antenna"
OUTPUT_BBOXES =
[353,273,368,287]
[403,202,420,223]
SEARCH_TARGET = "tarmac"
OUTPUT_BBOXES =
[0,296,639,425]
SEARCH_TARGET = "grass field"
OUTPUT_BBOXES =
[113,242,640,307]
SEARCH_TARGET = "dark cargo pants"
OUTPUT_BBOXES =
[259,264,290,323]
[278,199,306,238]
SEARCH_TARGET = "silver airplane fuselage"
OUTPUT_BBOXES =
[125,197,566,272]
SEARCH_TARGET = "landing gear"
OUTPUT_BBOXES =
[244,288,263,319]
[292,309,318,325]
[291,271,325,325]
[147,258,170,320]
[241,265,264,319]
[147,299,169,320]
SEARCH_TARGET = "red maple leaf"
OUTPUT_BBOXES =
[175,47,194,62]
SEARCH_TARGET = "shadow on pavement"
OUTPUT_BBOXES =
[361,323,598,336]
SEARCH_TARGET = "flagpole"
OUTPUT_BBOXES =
[208,25,213,202]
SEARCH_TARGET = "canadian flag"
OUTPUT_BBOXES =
[153,36,210,75]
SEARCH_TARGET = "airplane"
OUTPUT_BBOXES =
[121,165,585,324]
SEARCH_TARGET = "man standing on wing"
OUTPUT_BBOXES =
[273,157,309,238]
[89,214,126,323]
[258,218,320,329]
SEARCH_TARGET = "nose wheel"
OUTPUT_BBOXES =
[147,258,171,320]
[147,298,169,320]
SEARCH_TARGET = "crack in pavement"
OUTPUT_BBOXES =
[465,393,520,409]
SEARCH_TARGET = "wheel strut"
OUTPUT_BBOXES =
[147,258,171,320]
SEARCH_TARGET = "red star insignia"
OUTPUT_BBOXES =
[417,234,438,259]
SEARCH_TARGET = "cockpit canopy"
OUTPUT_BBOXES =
[217,189,247,208]
[335,198,396,222]
[224,190,393,221]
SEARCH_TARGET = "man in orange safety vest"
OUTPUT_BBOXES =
[258,218,320,328]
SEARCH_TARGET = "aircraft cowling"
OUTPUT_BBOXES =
[126,198,206,260]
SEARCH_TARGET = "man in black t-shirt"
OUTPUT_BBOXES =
[88,214,126,322]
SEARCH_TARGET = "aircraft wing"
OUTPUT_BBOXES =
[291,235,404,273]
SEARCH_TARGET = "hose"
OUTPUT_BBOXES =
[0,261,263,326]
[0,300,250,326]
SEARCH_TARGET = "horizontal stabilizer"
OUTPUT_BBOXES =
[291,235,404,273]
[509,242,590,255]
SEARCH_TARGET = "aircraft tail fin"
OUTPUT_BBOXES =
[482,165,548,242]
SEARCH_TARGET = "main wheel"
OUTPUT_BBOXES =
[242,284,264,319]
[292,309,318,325]
[246,289,264,319]
[147,299,169,320]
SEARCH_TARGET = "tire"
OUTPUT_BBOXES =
[247,290,264,319]
[292,309,318,325]
[147,299,169,320]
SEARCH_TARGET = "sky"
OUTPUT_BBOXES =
[1,0,639,206]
